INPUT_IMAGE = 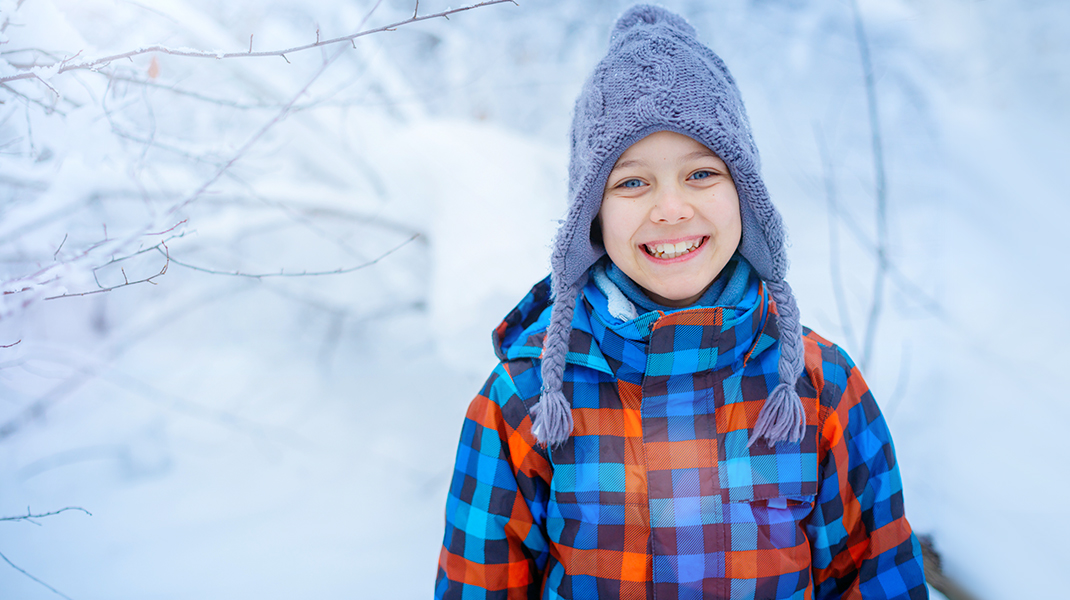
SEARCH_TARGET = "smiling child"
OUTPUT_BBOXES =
[435,5,928,599]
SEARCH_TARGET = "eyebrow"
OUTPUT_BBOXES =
[610,149,721,172]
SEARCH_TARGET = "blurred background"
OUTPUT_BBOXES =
[1,0,1066,598]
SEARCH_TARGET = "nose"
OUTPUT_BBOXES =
[649,184,694,224]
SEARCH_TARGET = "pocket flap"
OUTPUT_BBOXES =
[720,428,819,503]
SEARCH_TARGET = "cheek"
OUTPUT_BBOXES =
[596,207,631,255]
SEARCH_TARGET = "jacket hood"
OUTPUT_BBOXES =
[493,276,614,376]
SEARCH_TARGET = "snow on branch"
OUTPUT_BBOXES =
[0,0,519,86]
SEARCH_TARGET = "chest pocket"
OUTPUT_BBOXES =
[720,426,818,562]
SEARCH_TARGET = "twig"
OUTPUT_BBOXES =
[1,340,21,349]
[361,0,386,33]
[0,0,518,85]
[32,73,60,97]
[851,0,889,373]
[882,341,912,419]
[814,123,859,352]
[162,41,354,219]
[0,507,92,524]
[0,82,67,116]
[44,244,169,300]
[0,550,75,600]
[145,219,187,236]
[53,233,68,259]
[160,233,419,278]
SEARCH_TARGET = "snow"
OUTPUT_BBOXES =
[2,0,1068,599]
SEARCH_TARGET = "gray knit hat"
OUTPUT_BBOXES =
[534,4,806,448]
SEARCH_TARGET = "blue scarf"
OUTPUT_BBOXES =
[599,254,755,316]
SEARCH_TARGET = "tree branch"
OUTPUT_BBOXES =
[0,550,74,600]
[851,0,889,373]
[44,242,170,300]
[159,233,419,279]
[0,507,92,524]
[0,0,519,85]
[814,122,859,353]
[0,507,89,600]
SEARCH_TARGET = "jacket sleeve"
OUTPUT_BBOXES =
[435,361,554,600]
[805,343,928,600]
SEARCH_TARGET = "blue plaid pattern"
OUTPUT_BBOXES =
[439,277,927,599]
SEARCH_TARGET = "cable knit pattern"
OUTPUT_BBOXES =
[537,3,805,447]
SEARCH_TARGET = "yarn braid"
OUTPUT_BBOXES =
[748,279,807,447]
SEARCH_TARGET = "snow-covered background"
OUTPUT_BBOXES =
[1,0,1066,598]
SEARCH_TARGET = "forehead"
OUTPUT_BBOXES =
[613,130,720,167]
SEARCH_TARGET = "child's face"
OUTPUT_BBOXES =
[598,131,742,308]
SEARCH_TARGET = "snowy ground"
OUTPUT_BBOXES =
[1,1,1068,599]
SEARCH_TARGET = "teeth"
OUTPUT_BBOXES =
[645,238,702,259]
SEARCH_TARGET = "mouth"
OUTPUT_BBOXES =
[643,237,707,260]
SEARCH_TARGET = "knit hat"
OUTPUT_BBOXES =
[534,4,806,449]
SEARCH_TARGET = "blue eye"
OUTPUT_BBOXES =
[620,179,643,188]
[689,170,713,180]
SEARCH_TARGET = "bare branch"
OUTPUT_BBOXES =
[882,342,912,419]
[33,74,59,97]
[161,233,419,279]
[146,219,188,236]
[161,41,355,219]
[0,550,75,600]
[851,0,889,373]
[0,0,519,85]
[44,244,169,300]
[53,233,68,259]
[814,123,859,353]
[0,507,92,524]
[0,83,67,115]
[1,340,21,349]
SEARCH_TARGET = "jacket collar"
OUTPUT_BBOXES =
[493,272,771,379]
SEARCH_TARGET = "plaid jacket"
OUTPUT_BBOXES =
[436,276,927,600]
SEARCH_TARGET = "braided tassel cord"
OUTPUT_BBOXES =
[748,279,807,448]
[533,274,587,448]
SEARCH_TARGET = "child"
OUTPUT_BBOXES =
[436,5,927,599]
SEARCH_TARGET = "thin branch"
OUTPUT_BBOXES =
[32,73,60,97]
[882,341,912,419]
[162,42,354,219]
[0,0,519,85]
[851,0,889,373]
[814,123,859,353]
[1,340,21,349]
[0,83,67,115]
[0,550,75,600]
[44,244,169,300]
[145,219,188,237]
[0,507,92,524]
[160,233,419,278]
[53,233,68,260]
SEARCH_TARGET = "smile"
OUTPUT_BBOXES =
[643,237,707,260]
